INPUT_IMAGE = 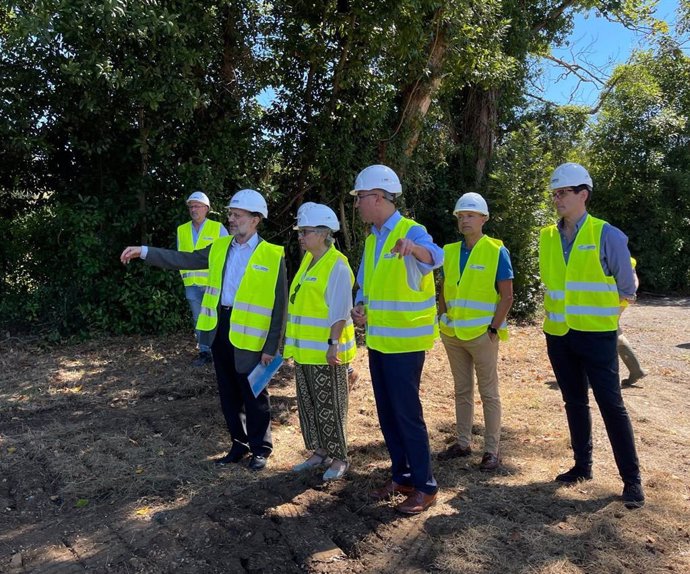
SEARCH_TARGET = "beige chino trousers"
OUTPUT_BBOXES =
[441,331,501,455]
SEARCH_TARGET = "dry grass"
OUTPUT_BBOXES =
[1,298,689,573]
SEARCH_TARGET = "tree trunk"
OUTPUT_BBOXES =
[379,9,449,171]
[463,87,498,188]
[138,108,149,244]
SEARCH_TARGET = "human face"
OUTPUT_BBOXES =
[552,187,586,219]
[456,210,487,238]
[354,190,382,223]
[297,227,326,253]
[226,208,259,240]
[188,201,208,224]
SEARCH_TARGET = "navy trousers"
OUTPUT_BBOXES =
[369,349,437,495]
[546,329,641,484]
[211,307,272,457]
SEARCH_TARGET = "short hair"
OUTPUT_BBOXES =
[573,184,592,204]
[316,226,335,246]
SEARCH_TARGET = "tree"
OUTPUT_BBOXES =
[588,39,690,293]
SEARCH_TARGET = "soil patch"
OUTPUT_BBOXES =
[1,297,689,573]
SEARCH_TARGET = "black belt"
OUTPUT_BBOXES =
[220,305,232,311]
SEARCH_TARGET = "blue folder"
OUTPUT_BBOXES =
[247,354,284,398]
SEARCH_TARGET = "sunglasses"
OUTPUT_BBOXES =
[290,282,301,304]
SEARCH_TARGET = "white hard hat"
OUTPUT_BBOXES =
[226,189,268,218]
[186,191,210,208]
[294,203,340,231]
[350,164,402,197]
[550,162,593,190]
[296,202,318,218]
[453,192,489,216]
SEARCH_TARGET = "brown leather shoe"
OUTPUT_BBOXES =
[369,480,415,501]
[396,490,437,515]
[479,452,500,472]
[437,443,472,461]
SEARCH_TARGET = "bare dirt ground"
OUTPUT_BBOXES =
[1,296,689,573]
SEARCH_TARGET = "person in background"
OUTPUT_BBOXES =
[618,258,647,387]
[177,191,228,367]
[285,203,355,481]
[350,164,442,515]
[539,162,644,509]
[437,192,513,471]
[121,189,287,471]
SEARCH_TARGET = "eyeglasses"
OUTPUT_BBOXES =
[226,210,251,220]
[552,188,575,200]
[355,193,379,202]
[297,229,318,237]
[289,282,301,304]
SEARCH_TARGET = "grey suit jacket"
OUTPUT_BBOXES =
[145,236,288,374]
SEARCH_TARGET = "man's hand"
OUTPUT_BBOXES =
[351,303,367,327]
[390,238,416,259]
[120,246,143,264]
[260,353,273,366]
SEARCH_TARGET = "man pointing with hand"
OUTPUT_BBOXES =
[121,189,287,472]
[350,164,443,515]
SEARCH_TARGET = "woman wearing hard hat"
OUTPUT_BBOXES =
[437,192,514,472]
[284,203,356,481]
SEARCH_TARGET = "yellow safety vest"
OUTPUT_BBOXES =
[196,236,284,351]
[284,246,356,365]
[363,217,438,353]
[539,214,620,335]
[177,219,223,287]
[440,236,508,341]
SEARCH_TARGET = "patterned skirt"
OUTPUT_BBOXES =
[294,363,349,461]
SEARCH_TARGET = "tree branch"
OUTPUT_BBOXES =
[532,0,578,33]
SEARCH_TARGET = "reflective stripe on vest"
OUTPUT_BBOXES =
[177,219,223,287]
[439,236,508,341]
[283,246,356,365]
[195,236,283,351]
[363,217,438,352]
[539,214,620,335]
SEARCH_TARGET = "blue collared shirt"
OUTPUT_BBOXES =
[558,212,636,297]
[355,211,444,303]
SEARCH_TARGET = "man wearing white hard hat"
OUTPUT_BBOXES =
[177,191,228,367]
[437,192,513,471]
[121,189,287,471]
[284,203,356,482]
[350,164,443,515]
[539,162,644,508]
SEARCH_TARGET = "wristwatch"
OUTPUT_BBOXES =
[487,326,498,335]
[327,338,338,346]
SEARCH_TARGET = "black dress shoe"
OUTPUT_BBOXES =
[622,482,645,509]
[555,465,593,483]
[248,455,267,471]
[192,351,213,367]
[215,450,248,465]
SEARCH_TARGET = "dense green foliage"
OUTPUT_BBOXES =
[588,39,690,293]
[0,0,681,339]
